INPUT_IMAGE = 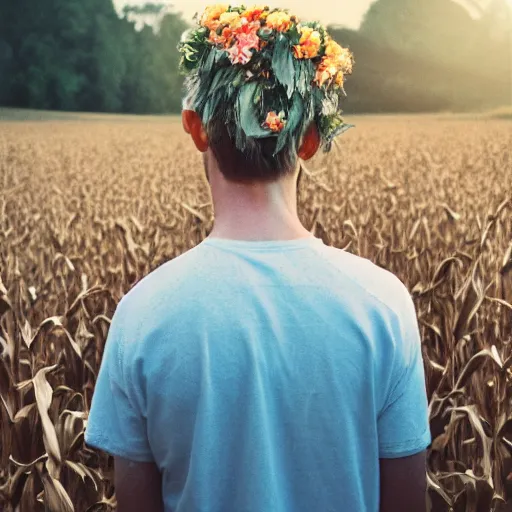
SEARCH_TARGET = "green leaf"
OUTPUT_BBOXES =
[209,66,235,94]
[215,48,228,65]
[253,82,263,105]
[238,82,270,138]
[287,23,301,45]
[272,34,295,99]
[194,77,211,112]
[295,59,314,98]
[324,122,354,152]
[258,27,274,42]
[312,87,325,116]
[275,92,304,154]
[200,66,240,119]
[303,93,315,123]
[287,93,305,133]
[233,71,245,88]
[201,48,216,77]
[226,69,244,99]
[202,93,218,124]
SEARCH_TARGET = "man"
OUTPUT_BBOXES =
[85,5,431,512]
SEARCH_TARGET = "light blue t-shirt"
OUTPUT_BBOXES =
[85,235,431,512]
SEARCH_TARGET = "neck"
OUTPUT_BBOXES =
[207,162,311,242]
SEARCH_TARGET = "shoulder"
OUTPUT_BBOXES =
[114,243,210,332]
[317,245,412,319]
[317,245,420,366]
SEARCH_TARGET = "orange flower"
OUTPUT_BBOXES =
[335,71,345,87]
[209,27,234,47]
[219,11,242,29]
[263,111,286,133]
[293,26,321,59]
[242,5,267,23]
[201,4,229,30]
[315,39,353,87]
[205,20,221,31]
[315,60,337,87]
[325,39,353,74]
[265,11,292,32]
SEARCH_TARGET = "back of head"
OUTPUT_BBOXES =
[179,5,354,183]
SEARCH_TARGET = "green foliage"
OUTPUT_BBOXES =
[320,114,354,151]
[295,59,315,98]
[275,92,304,154]
[238,82,271,138]
[0,0,189,114]
[123,3,166,16]
[272,34,295,100]
[180,27,210,72]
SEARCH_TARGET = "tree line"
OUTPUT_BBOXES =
[339,0,511,113]
[0,1,187,114]
[0,0,510,115]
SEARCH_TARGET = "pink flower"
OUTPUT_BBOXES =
[227,32,260,65]
[227,44,252,65]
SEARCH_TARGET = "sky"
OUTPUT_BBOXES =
[114,1,376,29]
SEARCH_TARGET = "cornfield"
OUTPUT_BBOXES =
[0,114,511,511]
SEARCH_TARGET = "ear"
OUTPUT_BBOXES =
[182,109,192,134]
[298,123,321,161]
[182,110,209,153]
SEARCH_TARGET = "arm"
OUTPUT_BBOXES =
[115,458,164,512]
[379,451,427,512]
[377,284,431,511]
[85,298,162,507]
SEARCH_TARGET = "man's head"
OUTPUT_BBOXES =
[179,5,354,185]
[182,109,321,183]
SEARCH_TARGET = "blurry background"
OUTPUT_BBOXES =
[0,0,510,115]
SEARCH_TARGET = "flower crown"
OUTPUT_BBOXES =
[179,5,354,155]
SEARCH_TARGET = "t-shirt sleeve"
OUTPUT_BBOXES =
[85,298,153,462]
[377,285,431,459]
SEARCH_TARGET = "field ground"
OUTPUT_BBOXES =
[0,107,179,123]
[2,105,512,122]
[0,112,511,511]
